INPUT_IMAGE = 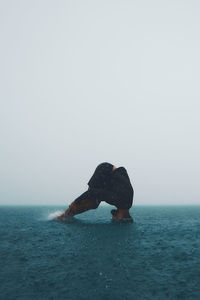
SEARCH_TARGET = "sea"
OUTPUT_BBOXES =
[0,205,200,300]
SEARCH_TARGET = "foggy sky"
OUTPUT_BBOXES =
[1,0,200,205]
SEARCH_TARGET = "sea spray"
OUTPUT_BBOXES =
[47,210,64,220]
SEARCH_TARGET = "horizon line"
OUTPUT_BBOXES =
[0,204,200,207]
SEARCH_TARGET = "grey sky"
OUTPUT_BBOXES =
[0,0,200,205]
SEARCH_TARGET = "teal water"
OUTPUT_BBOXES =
[0,206,200,300]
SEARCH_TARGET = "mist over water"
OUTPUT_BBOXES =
[1,0,200,206]
[0,205,200,299]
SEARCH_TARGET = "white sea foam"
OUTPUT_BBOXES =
[47,210,64,220]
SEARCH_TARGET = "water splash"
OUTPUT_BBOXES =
[47,210,64,220]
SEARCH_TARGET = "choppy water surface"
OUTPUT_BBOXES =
[0,206,200,300]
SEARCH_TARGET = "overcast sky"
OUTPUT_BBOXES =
[0,0,200,205]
